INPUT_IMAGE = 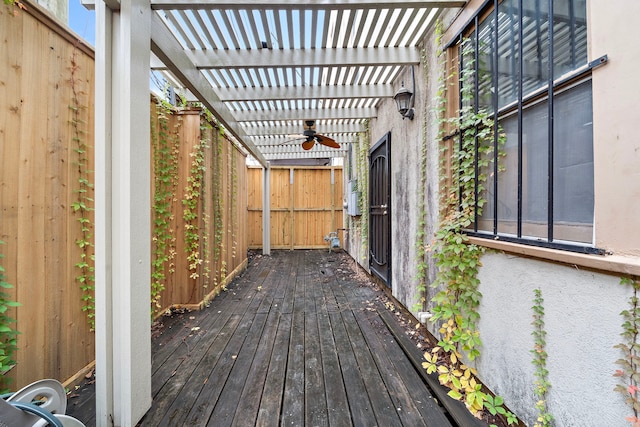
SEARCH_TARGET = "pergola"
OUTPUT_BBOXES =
[88,0,465,424]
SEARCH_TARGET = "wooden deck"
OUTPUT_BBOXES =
[67,250,453,427]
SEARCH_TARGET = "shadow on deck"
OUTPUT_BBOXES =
[67,250,454,426]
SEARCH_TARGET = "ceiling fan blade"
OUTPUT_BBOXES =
[278,136,307,145]
[315,134,341,149]
[302,139,316,150]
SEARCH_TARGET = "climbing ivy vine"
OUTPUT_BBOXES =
[198,114,213,284]
[69,49,95,330]
[230,140,239,262]
[413,41,434,313]
[150,99,180,314]
[211,123,225,289]
[0,241,20,391]
[428,36,500,361]
[183,123,208,281]
[353,122,370,263]
[615,276,640,426]
[531,288,553,427]
[3,0,24,10]
[422,33,514,425]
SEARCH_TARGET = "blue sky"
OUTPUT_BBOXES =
[69,0,95,46]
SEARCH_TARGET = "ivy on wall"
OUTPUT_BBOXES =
[151,104,240,309]
[414,40,435,313]
[422,33,515,425]
[531,288,553,427]
[428,36,502,361]
[615,276,640,426]
[352,122,370,263]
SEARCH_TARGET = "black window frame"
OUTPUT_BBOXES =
[447,0,606,255]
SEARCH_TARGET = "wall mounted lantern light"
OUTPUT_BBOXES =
[393,65,415,120]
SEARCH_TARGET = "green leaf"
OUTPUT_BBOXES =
[447,389,463,400]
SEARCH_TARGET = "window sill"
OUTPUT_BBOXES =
[468,236,640,277]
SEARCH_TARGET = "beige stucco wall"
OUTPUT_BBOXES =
[35,0,68,24]
[344,1,640,425]
[448,1,639,424]
[590,0,640,258]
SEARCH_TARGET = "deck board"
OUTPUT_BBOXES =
[66,250,453,427]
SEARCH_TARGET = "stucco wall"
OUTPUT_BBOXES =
[344,3,639,425]
[368,65,422,307]
[475,252,630,426]
[35,0,68,23]
[590,0,640,257]
[363,10,458,311]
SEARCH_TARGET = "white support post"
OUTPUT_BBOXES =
[262,164,271,255]
[95,0,152,425]
[94,2,113,424]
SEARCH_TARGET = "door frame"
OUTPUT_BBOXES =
[369,132,391,287]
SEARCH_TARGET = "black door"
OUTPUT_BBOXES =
[369,132,391,286]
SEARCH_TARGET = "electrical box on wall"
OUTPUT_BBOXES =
[347,192,361,216]
[347,180,361,216]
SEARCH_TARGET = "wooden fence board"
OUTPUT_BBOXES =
[0,3,24,388]
[150,107,249,314]
[44,29,67,381]
[16,17,49,386]
[1,2,248,389]
[176,111,200,304]
[248,167,343,250]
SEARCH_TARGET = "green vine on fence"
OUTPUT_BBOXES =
[531,288,553,427]
[220,127,230,281]
[210,121,225,290]
[0,241,20,391]
[183,123,208,281]
[3,0,25,11]
[150,99,180,314]
[230,141,238,261]
[615,276,640,426]
[199,115,213,283]
[69,49,95,330]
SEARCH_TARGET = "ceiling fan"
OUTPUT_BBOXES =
[286,120,341,151]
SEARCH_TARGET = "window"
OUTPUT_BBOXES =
[453,0,599,253]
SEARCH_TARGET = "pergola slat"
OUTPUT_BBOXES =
[150,13,269,166]
[148,0,467,11]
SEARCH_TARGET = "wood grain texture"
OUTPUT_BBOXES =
[149,107,249,313]
[248,167,343,249]
[1,3,251,389]
[0,4,96,388]
[68,250,453,427]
